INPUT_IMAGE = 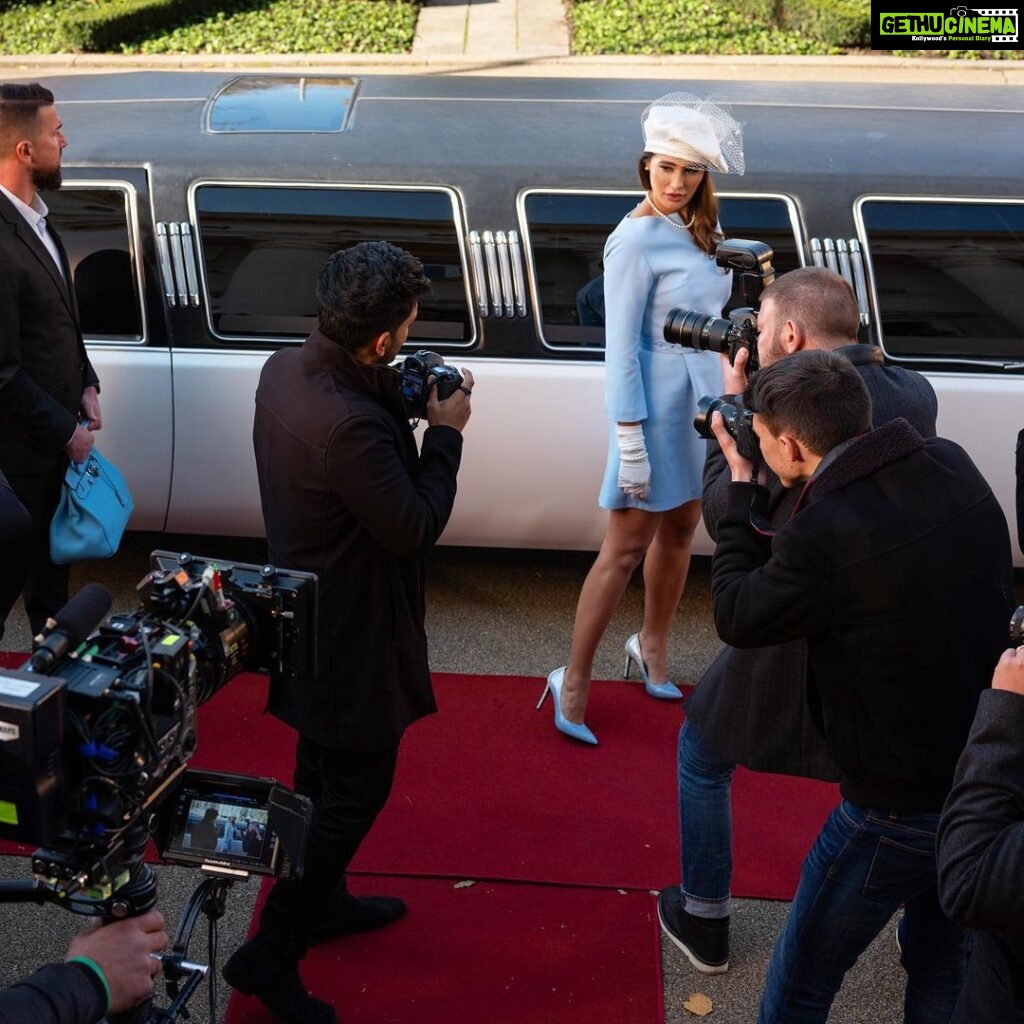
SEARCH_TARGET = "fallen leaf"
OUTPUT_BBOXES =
[683,992,713,1016]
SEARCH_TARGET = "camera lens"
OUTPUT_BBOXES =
[1011,605,1024,647]
[693,394,725,439]
[664,308,734,353]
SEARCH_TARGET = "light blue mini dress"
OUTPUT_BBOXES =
[598,213,731,512]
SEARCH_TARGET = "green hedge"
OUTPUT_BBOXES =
[779,0,870,47]
[57,0,225,51]
[572,0,838,55]
[0,0,419,53]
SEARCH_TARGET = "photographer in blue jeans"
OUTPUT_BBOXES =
[708,349,1013,1023]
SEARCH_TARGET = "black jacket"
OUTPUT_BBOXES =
[938,688,1024,1023]
[687,345,938,779]
[0,961,106,1024]
[712,419,1014,810]
[0,192,98,477]
[253,330,462,751]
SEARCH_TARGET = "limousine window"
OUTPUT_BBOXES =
[520,191,803,351]
[45,184,144,341]
[192,184,474,346]
[205,76,357,134]
[858,198,1024,364]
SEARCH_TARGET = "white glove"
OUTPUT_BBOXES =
[616,423,650,500]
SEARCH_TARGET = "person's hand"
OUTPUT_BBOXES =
[721,344,751,397]
[992,646,1024,696]
[710,410,753,483]
[64,423,95,464]
[427,368,474,432]
[66,909,167,1014]
[618,456,650,500]
[79,387,102,432]
[615,422,650,500]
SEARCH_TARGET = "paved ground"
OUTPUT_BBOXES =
[3,534,996,1024]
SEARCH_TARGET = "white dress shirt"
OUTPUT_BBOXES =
[0,182,66,280]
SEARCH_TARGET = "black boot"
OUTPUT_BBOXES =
[308,892,407,946]
[222,936,336,1024]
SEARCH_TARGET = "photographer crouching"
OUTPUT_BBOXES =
[708,349,1014,1022]
[224,241,472,1023]
[0,910,167,1024]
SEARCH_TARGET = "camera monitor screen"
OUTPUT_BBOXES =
[161,770,282,875]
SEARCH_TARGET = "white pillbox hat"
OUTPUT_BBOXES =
[641,94,745,175]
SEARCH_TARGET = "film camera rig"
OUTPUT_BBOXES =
[0,551,318,1023]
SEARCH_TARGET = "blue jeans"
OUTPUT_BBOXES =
[758,799,965,1024]
[677,719,735,919]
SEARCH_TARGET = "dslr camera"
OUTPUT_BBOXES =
[693,392,758,460]
[399,350,464,418]
[663,238,775,371]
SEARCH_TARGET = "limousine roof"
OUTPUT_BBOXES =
[46,71,1024,198]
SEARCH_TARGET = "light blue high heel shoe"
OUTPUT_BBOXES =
[624,633,683,700]
[537,667,598,745]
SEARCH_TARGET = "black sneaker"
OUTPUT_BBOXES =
[308,893,407,946]
[657,885,729,974]
[222,938,337,1024]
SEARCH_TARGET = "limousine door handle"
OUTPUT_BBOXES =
[847,240,871,327]
[494,231,515,318]
[810,236,871,329]
[467,231,489,318]
[507,230,528,318]
[481,231,504,319]
[155,223,177,306]
[157,222,201,308]
[468,229,529,318]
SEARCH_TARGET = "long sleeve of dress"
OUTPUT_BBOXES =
[602,228,652,424]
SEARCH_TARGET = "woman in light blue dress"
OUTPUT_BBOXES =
[539,94,745,744]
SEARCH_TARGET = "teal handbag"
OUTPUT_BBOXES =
[50,446,134,564]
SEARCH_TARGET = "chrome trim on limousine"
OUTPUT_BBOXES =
[61,179,149,344]
[854,194,1024,371]
[185,180,479,348]
[516,188,806,353]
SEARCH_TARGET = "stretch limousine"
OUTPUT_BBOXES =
[15,71,1024,562]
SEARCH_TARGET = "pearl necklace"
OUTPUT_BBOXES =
[646,192,694,231]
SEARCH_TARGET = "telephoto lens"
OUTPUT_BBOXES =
[1011,605,1024,647]
[663,308,733,353]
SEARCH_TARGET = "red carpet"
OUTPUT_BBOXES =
[225,876,663,1024]
[0,655,839,898]
[190,671,838,898]
[1,653,839,1023]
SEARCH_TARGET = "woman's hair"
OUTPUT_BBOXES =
[637,152,722,257]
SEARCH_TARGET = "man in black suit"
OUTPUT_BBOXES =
[0,83,101,641]
[224,241,473,1024]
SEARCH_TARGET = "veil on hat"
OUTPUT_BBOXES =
[641,92,745,176]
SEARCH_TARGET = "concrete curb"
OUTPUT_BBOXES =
[1,52,1023,84]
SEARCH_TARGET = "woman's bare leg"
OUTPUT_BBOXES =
[560,508,660,722]
[637,499,703,683]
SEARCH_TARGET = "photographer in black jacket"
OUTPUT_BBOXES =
[938,643,1024,1023]
[659,268,939,974]
[710,349,1013,1022]
[0,909,167,1024]
[226,241,472,1024]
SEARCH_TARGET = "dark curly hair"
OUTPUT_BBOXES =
[316,241,431,352]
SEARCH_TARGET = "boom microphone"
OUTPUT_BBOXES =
[23,583,113,674]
